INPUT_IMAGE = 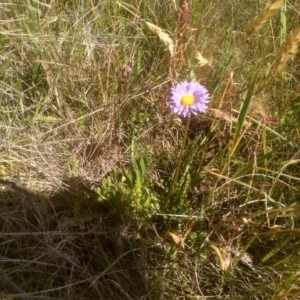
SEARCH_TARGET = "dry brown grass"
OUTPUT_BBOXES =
[1,0,300,299]
[272,27,300,74]
[245,0,284,38]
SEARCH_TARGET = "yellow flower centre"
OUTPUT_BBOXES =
[180,94,195,106]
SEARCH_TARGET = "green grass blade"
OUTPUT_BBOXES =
[280,0,287,45]
[261,235,294,263]
[233,70,259,145]
[233,151,275,178]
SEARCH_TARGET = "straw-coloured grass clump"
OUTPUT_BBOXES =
[272,27,300,74]
[245,0,283,38]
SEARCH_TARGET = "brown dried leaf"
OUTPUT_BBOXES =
[168,232,182,246]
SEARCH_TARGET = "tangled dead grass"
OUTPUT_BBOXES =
[2,182,299,299]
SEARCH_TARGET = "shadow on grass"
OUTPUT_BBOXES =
[0,177,166,300]
[1,177,298,300]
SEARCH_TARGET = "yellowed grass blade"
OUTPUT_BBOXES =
[209,244,231,271]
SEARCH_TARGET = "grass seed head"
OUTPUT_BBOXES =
[145,21,174,55]
[177,0,192,36]
[207,108,238,123]
[272,27,300,75]
[245,0,284,38]
[195,51,213,67]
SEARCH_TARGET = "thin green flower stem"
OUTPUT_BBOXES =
[168,117,191,198]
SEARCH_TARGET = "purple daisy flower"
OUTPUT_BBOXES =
[169,81,210,117]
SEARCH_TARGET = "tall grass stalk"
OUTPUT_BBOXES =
[168,117,191,199]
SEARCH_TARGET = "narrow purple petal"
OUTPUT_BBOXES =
[168,81,210,117]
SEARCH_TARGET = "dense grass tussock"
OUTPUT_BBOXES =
[1,0,300,299]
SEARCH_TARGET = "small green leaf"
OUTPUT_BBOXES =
[135,162,143,188]
[124,169,134,187]
[0,59,11,76]
[80,184,113,209]
[139,150,148,178]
